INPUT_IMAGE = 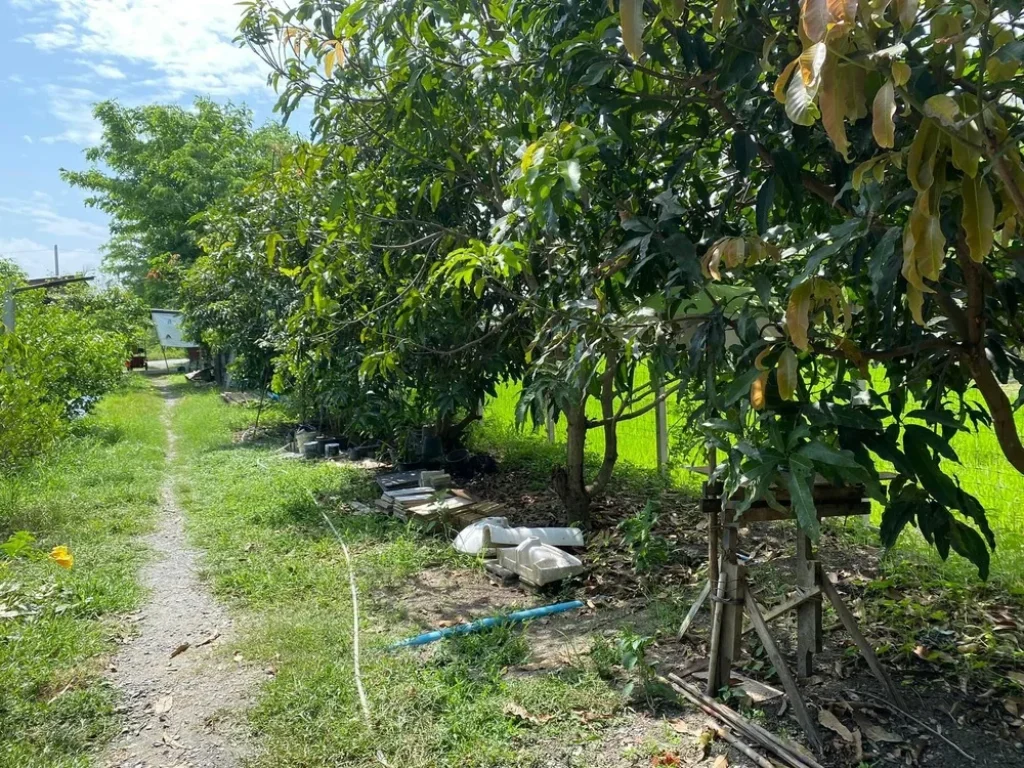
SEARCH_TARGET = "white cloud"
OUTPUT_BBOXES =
[23,135,33,144]
[78,60,127,80]
[17,0,267,97]
[0,195,109,240]
[38,86,104,145]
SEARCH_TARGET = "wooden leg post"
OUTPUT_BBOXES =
[795,533,822,678]
[708,525,744,696]
[744,587,824,755]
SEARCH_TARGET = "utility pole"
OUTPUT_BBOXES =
[54,244,59,277]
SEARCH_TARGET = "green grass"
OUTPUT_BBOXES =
[170,384,623,768]
[0,378,166,768]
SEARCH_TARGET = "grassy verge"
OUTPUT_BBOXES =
[171,384,622,768]
[0,378,166,768]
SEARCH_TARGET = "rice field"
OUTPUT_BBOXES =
[483,380,1024,586]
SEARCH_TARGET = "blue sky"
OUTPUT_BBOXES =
[0,0,289,280]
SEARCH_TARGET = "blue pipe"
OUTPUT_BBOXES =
[388,600,585,650]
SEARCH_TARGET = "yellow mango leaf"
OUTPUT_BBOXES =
[721,237,746,268]
[902,191,945,289]
[786,280,815,350]
[702,239,726,280]
[335,41,346,68]
[924,94,960,126]
[324,48,336,79]
[621,0,645,60]
[799,42,827,86]
[962,174,994,263]
[801,0,830,42]
[787,45,826,126]
[852,155,889,190]
[872,80,896,149]
[906,119,939,192]
[755,345,775,371]
[837,338,869,377]
[774,58,799,104]
[891,60,911,86]
[897,0,918,30]
[950,136,980,178]
[820,54,850,159]
[827,0,858,24]
[907,283,926,325]
[842,65,868,120]
[751,371,768,410]
[777,348,799,400]
[712,0,737,31]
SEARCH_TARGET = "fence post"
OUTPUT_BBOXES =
[655,376,669,477]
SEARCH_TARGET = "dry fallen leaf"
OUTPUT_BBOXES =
[712,755,729,768]
[154,695,173,715]
[1007,671,1024,687]
[818,708,854,742]
[170,642,190,659]
[196,632,221,648]
[503,702,554,726]
[861,723,904,744]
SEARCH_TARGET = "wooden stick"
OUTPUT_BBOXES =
[664,674,822,768]
[715,726,776,768]
[741,587,821,635]
[855,690,975,762]
[705,569,728,696]
[678,579,712,639]
[744,590,824,754]
[817,566,905,708]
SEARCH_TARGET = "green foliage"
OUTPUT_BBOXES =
[1,260,144,473]
[61,99,292,306]
[618,502,671,574]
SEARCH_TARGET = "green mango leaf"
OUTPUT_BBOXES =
[787,454,819,540]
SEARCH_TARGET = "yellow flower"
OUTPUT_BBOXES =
[49,546,73,569]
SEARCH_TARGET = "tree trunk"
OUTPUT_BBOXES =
[587,356,619,498]
[552,403,591,527]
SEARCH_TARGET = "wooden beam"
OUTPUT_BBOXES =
[701,501,870,523]
[741,587,821,635]
[677,579,711,640]
[817,565,905,708]
[744,590,824,754]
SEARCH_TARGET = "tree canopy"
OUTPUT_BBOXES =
[62,99,293,306]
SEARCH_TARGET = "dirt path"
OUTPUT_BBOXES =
[104,379,257,768]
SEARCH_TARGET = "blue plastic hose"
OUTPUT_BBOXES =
[388,600,585,650]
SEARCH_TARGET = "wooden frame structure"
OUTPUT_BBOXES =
[681,461,904,754]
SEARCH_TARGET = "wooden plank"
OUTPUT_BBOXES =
[702,501,870,523]
[796,535,822,678]
[741,587,821,635]
[677,579,711,640]
[744,590,824,754]
[817,565,905,708]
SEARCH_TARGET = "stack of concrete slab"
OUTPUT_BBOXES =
[373,471,503,527]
